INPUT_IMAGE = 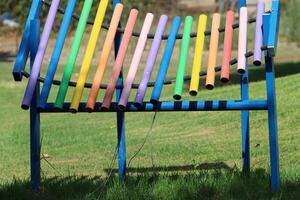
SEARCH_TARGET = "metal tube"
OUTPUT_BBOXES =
[29,19,41,192]
[42,100,268,113]
[13,0,42,81]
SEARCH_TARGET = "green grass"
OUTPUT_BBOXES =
[0,60,300,199]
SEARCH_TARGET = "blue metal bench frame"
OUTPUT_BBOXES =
[12,0,281,192]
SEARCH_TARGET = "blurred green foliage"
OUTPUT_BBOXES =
[0,0,299,43]
[282,0,300,43]
[0,0,157,30]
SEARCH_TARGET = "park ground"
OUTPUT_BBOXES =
[0,13,300,200]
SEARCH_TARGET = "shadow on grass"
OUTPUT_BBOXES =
[186,62,300,90]
[105,162,231,174]
[230,62,300,84]
[1,164,299,200]
[0,51,15,62]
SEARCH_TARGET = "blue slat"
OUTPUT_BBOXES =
[38,0,77,109]
[238,0,247,8]
[151,16,181,104]
[267,0,280,57]
[13,0,42,81]
[263,13,271,49]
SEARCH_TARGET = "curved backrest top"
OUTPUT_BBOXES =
[13,0,281,112]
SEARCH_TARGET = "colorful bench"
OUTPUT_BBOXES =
[12,0,281,191]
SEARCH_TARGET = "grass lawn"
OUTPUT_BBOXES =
[0,60,300,199]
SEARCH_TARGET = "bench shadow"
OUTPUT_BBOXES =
[187,62,300,90]
[0,51,15,62]
[104,162,230,174]
[1,163,299,200]
[229,62,300,85]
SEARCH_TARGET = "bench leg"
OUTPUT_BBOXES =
[241,110,250,174]
[265,55,280,191]
[112,2,126,180]
[241,69,250,174]
[30,94,40,192]
[238,0,250,174]
[117,111,126,181]
[29,19,40,192]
